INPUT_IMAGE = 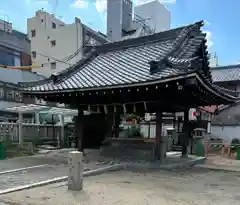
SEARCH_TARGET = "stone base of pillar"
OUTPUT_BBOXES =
[68,151,84,191]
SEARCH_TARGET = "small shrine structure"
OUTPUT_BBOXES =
[20,21,238,161]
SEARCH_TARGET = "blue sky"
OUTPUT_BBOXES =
[0,0,239,66]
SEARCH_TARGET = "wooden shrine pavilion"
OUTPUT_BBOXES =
[20,21,239,161]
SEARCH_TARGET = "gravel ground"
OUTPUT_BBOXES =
[0,156,111,192]
[1,167,240,205]
[0,162,106,191]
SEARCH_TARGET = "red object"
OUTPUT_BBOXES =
[193,111,196,117]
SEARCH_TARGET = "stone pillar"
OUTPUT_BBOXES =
[68,151,84,191]
[60,115,65,146]
[27,141,34,155]
[18,113,23,148]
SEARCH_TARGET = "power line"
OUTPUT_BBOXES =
[35,52,72,66]
[0,39,94,70]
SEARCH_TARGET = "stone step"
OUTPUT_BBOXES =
[171,145,182,151]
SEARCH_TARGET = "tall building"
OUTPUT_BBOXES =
[134,0,171,33]
[27,10,82,77]
[27,10,109,77]
[106,0,171,42]
[0,17,45,121]
[107,0,133,41]
[0,18,31,67]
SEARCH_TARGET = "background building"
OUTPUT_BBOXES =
[134,0,171,33]
[210,65,240,140]
[0,66,45,122]
[106,0,171,41]
[27,10,109,77]
[0,18,31,67]
[107,0,133,41]
[0,17,45,121]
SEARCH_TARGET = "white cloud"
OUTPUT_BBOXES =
[71,0,88,8]
[93,0,107,13]
[204,30,213,48]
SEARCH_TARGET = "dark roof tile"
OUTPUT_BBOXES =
[22,21,208,92]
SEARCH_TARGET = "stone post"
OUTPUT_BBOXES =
[68,151,84,191]
[18,113,23,148]
[27,142,34,155]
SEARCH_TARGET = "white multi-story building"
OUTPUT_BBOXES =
[134,0,171,33]
[27,10,82,77]
[106,0,171,42]
[27,10,109,77]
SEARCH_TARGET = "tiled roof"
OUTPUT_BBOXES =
[211,65,240,82]
[22,21,210,93]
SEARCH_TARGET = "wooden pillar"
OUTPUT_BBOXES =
[181,110,189,157]
[75,108,84,152]
[155,111,165,162]
[112,113,120,138]
[105,113,114,139]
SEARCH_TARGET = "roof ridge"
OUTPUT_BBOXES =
[95,22,201,54]
[149,21,204,74]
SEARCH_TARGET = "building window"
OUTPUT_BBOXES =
[52,22,56,29]
[51,40,56,47]
[31,29,36,37]
[51,62,56,69]
[32,51,36,58]
[7,91,14,100]
[13,56,21,66]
